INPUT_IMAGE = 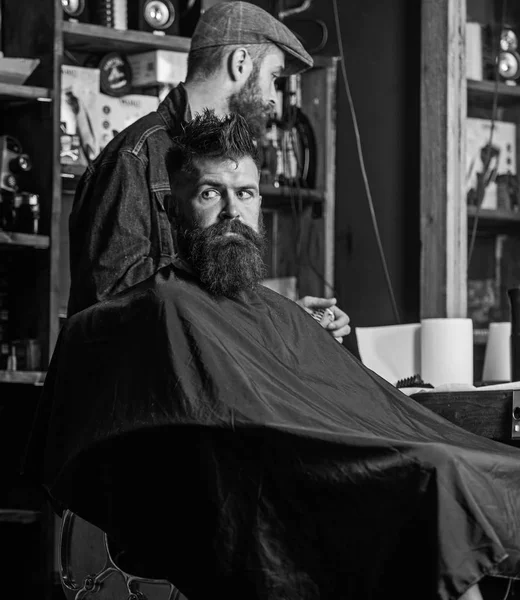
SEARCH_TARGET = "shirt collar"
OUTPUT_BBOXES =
[157,83,192,132]
[172,255,194,274]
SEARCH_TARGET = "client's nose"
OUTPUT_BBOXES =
[220,196,241,220]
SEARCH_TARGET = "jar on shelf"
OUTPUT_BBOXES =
[14,192,40,234]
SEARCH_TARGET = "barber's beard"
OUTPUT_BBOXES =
[228,76,272,139]
[180,218,267,298]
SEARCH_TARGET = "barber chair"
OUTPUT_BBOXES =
[59,509,188,600]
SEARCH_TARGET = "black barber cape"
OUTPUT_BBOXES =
[25,266,520,600]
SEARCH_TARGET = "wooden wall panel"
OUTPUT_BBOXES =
[420,0,467,318]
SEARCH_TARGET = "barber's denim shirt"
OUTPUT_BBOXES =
[67,85,192,317]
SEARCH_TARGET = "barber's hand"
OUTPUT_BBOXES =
[296,296,351,344]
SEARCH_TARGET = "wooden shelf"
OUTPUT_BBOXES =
[0,509,41,524]
[0,82,51,103]
[62,21,191,54]
[467,206,520,224]
[467,78,520,105]
[260,184,325,208]
[0,370,46,385]
[0,231,50,249]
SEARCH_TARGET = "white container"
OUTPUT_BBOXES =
[421,318,473,386]
[482,322,511,382]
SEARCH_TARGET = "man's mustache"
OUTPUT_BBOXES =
[201,219,261,244]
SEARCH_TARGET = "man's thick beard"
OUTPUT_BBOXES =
[181,219,267,298]
[228,78,272,139]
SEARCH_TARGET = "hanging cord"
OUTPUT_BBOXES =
[467,0,507,266]
[331,0,400,324]
[278,0,312,20]
[500,578,513,600]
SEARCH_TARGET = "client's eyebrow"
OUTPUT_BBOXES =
[197,177,225,187]
[197,178,259,192]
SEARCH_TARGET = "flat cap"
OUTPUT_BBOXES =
[190,1,313,75]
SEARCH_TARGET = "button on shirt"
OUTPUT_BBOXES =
[67,84,192,317]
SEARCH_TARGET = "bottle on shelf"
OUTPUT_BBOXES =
[6,345,17,371]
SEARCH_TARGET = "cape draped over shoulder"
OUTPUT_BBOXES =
[25,266,520,600]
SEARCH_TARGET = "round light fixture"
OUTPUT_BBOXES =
[61,0,85,18]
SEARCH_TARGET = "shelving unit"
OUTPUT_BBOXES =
[420,1,520,307]
[421,0,520,380]
[62,20,191,53]
[466,2,520,352]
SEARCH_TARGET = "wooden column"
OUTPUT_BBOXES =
[420,0,467,318]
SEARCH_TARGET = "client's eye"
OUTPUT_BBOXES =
[237,190,254,200]
[200,189,219,200]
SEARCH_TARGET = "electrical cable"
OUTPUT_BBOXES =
[331,0,400,324]
[500,577,513,600]
[467,0,507,266]
[180,0,197,18]
[284,18,329,54]
[278,0,312,20]
[277,0,328,55]
[307,19,328,54]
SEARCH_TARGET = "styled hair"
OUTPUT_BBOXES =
[186,43,273,81]
[168,109,260,184]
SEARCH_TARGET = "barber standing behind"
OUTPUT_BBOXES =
[68,1,350,341]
